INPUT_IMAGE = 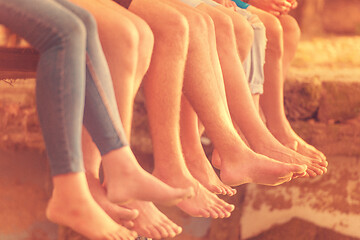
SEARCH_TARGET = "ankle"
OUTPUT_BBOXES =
[153,166,192,183]
[52,172,92,199]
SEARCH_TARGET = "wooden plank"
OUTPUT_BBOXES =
[0,47,38,80]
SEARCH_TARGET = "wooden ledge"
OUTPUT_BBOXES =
[0,47,38,80]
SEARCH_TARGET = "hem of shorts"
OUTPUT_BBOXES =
[249,84,264,95]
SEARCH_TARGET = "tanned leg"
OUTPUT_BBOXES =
[180,94,236,196]
[130,0,234,219]
[207,6,326,177]
[248,7,327,168]
[92,1,185,237]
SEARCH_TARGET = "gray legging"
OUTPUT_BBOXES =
[0,0,127,176]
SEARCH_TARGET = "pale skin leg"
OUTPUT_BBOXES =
[131,0,235,218]
[78,1,186,237]
[70,0,193,206]
[207,5,326,177]
[96,0,153,139]
[247,7,327,164]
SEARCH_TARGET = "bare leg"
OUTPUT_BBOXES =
[180,95,236,196]
[207,6,326,177]
[176,3,306,185]
[131,0,234,218]
[83,142,182,239]
[82,128,139,229]
[72,1,186,237]
[95,1,186,237]
[248,7,327,163]
[159,0,236,197]
[97,0,154,138]
[46,172,138,240]
[71,0,193,206]
[279,14,326,161]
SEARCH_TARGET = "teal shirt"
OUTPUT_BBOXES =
[232,0,250,9]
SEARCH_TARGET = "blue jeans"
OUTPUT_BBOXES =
[0,0,128,176]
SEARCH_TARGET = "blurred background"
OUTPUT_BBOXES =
[1,0,360,239]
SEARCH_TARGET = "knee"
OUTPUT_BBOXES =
[186,11,209,38]
[60,15,87,49]
[281,15,301,42]
[137,20,154,52]
[212,11,235,37]
[75,8,98,36]
[155,10,189,52]
[113,20,140,54]
[262,14,283,58]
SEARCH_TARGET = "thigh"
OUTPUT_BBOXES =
[0,0,83,51]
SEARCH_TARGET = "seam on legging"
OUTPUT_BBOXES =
[85,53,126,145]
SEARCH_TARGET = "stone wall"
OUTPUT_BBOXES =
[293,0,360,35]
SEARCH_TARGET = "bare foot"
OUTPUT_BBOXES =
[212,132,326,178]
[125,201,182,239]
[153,169,235,219]
[265,115,327,163]
[86,173,139,228]
[212,149,306,179]
[251,139,327,177]
[275,124,326,162]
[47,173,137,240]
[183,143,236,196]
[102,146,194,205]
[217,145,307,186]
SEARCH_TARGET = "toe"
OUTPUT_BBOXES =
[155,225,169,239]
[161,222,177,238]
[198,208,211,218]
[208,207,219,219]
[209,184,223,195]
[306,168,318,177]
[148,226,162,239]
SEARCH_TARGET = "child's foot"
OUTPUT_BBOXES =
[102,146,194,205]
[47,173,137,240]
[86,173,139,228]
[216,145,307,186]
[153,168,235,218]
[125,201,182,239]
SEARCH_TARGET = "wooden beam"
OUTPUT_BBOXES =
[0,47,38,80]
